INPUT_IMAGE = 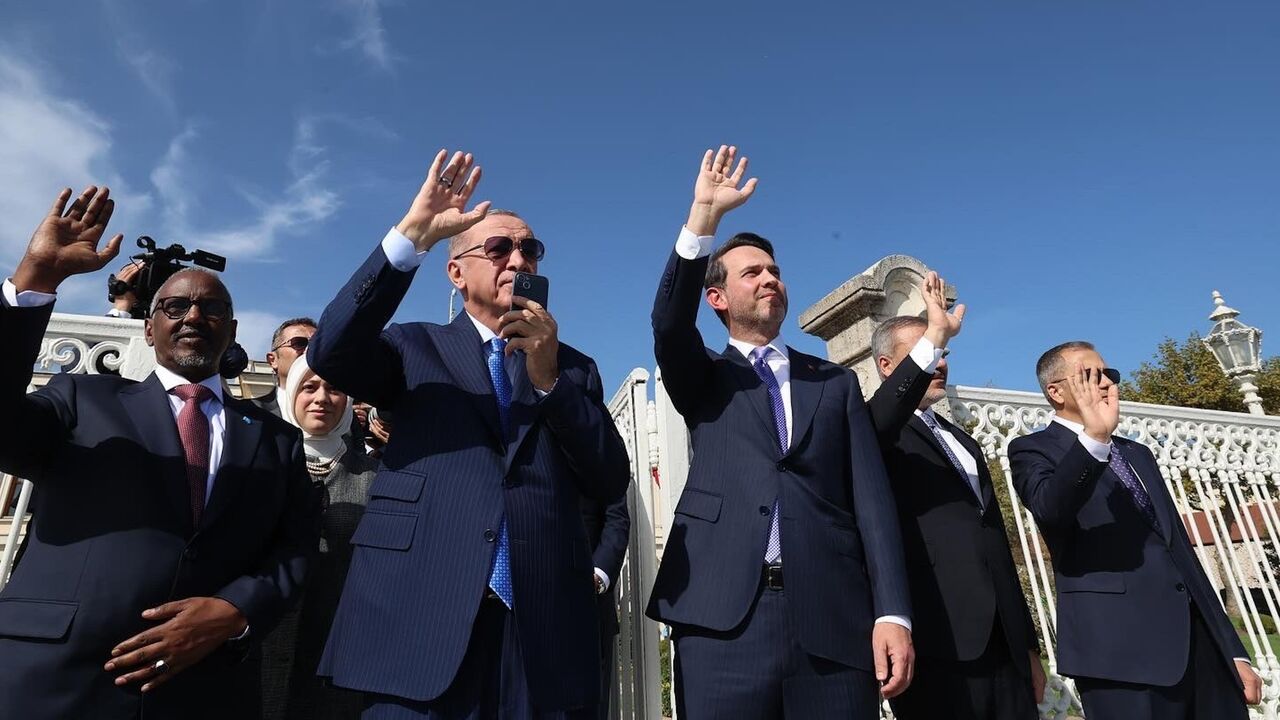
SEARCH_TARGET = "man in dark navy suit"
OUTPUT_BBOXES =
[1011,341,1262,719]
[580,492,630,719]
[867,274,1043,720]
[646,145,913,719]
[0,186,319,719]
[310,149,630,719]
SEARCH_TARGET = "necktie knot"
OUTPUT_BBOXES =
[751,346,774,365]
[488,336,506,356]
[920,410,940,429]
[171,383,213,404]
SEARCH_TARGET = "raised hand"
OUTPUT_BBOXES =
[13,186,124,294]
[920,270,965,349]
[396,149,492,252]
[686,144,759,236]
[1065,364,1120,444]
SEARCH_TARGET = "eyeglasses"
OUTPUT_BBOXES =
[151,297,233,321]
[452,235,546,262]
[272,336,309,354]
[1048,368,1121,385]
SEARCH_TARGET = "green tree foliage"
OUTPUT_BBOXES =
[1119,333,1280,414]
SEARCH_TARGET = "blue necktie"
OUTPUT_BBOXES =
[919,411,984,508]
[751,347,787,564]
[1109,445,1161,533]
[486,337,514,608]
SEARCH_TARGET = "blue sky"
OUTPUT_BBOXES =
[2,2,1277,395]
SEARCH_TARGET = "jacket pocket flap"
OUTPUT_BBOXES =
[369,470,426,502]
[0,599,78,640]
[674,489,722,523]
[1056,573,1126,594]
[350,510,418,550]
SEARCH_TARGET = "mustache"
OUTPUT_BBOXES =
[172,325,211,341]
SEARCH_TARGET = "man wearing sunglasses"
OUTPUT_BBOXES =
[308,149,630,719]
[253,318,317,416]
[0,186,320,719]
[866,275,1044,720]
[1010,342,1261,719]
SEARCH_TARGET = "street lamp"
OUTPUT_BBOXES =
[1203,291,1265,415]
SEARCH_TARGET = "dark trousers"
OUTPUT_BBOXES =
[889,620,1038,720]
[673,580,880,720]
[1075,604,1247,720]
[597,628,616,720]
[362,598,597,720]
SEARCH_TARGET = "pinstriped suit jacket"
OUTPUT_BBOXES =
[310,245,630,710]
[645,249,911,672]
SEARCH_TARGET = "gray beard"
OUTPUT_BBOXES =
[172,352,216,372]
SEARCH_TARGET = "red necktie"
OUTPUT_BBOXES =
[171,383,214,526]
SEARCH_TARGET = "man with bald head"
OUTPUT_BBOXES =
[0,186,319,719]
[309,149,629,719]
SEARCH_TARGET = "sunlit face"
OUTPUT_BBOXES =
[878,324,950,409]
[1046,348,1112,414]
[446,214,538,326]
[144,271,237,381]
[706,245,788,338]
[267,324,316,388]
[294,371,349,436]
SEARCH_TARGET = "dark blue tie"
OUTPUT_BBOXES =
[486,337,514,607]
[919,411,983,508]
[1109,445,1161,533]
[751,347,787,564]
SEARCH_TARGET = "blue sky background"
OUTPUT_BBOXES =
[2,2,1277,395]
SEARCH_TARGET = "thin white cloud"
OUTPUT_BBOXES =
[232,308,286,359]
[336,0,394,71]
[100,0,179,115]
[149,118,340,260]
[0,49,151,270]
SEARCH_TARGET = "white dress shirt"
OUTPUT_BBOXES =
[676,228,910,631]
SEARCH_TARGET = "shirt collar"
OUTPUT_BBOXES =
[467,312,498,345]
[913,406,937,423]
[1050,412,1085,434]
[154,364,224,404]
[728,336,789,364]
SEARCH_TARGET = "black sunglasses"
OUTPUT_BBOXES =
[452,235,545,262]
[1049,367,1121,385]
[151,297,233,321]
[272,336,309,354]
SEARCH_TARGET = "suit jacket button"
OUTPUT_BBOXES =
[759,506,770,516]
[483,529,496,542]
[1175,582,1186,592]
[183,547,198,561]
[776,462,786,471]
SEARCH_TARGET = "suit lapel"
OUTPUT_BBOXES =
[723,345,784,457]
[202,398,264,531]
[119,374,193,535]
[782,349,823,458]
[905,413,985,509]
[430,313,504,446]
[504,350,540,472]
[1118,440,1175,545]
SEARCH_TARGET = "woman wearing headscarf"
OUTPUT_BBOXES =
[261,355,374,719]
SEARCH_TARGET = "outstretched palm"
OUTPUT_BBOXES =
[23,186,123,283]
[692,145,758,216]
[397,149,492,251]
[922,271,965,344]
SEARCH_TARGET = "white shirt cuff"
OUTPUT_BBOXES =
[380,227,428,272]
[1076,433,1113,462]
[675,226,714,260]
[908,336,943,374]
[594,568,610,593]
[3,279,57,307]
[875,615,912,632]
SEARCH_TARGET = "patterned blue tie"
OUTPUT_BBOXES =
[1109,445,1161,533]
[751,347,788,564]
[919,411,983,508]
[486,337,514,608]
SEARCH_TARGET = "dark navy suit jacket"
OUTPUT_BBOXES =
[581,491,630,638]
[645,249,911,672]
[1010,421,1246,686]
[0,298,319,720]
[310,244,630,710]
[868,356,1037,666]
